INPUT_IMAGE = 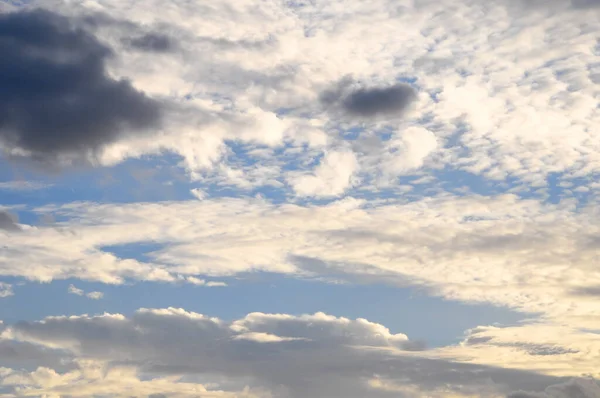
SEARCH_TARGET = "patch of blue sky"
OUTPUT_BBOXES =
[470,171,597,206]
[99,242,167,264]
[340,126,363,141]
[0,154,191,205]
[0,273,529,348]
[1,155,207,226]
[435,169,503,196]
[0,0,31,8]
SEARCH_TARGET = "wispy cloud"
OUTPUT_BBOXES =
[68,284,104,300]
[0,181,53,191]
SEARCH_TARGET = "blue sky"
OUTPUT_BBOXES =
[1,0,600,397]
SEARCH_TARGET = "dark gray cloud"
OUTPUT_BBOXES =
[341,84,416,117]
[0,9,162,164]
[126,32,175,52]
[0,211,19,231]
[321,78,417,119]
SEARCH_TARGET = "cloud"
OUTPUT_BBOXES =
[0,181,52,191]
[431,323,600,378]
[0,0,594,192]
[569,285,600,297]
[68,284,104,300]
[3,194,600,332]
[321,79,417,119]
[496,0,600,11]
[0,211,19,232]
[126,32,175,52]
[288,149,359,197]
[3,195,600,378]
[185,276,227,287]
[85,291,104,300]
[0,362,262,398]
[507,378,600,398]
[378,126,438,178]
[0,282,13,298]
[0,0,592,191]
[0,9,162,166]
[0,308,573,398]
[67,284,84,296]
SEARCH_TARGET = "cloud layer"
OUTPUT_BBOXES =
[0,0,596,192]
[3,308,595,398]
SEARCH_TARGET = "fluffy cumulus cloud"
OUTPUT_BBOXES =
[288,149,359,197]
[2,308,595,398]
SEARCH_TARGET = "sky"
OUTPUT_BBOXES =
[0,0,600,397]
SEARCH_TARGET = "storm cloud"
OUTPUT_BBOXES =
[321,79,417,119]
[0,9,162,163]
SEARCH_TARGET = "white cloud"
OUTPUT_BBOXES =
[0,361,264,398]
[186,276,227,287]
[68,284,104,300]
[0,181,52,191]
[232,332,306,343]
[288,149,359,197]
[383,127,438,174]
[425,322,600,378]
[2,194,600,332]
[67,284,84,296]
[1,195,600,379]
[85,291,104,300]
[190,188,207,200]
[0,282,12,298]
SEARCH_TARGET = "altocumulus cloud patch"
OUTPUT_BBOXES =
[0,9,162,165]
